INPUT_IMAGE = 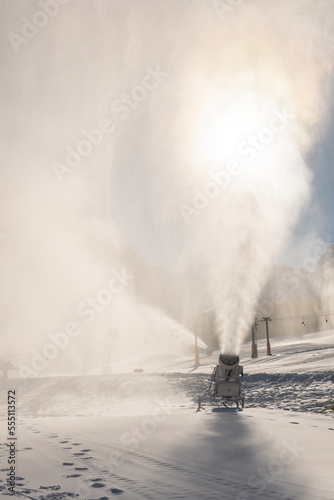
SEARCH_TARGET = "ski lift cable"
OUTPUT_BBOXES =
[252,311,334,324]
[270,311,334,323]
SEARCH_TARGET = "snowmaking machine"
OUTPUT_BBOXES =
[210,353,244,407]
[200,353,244,409]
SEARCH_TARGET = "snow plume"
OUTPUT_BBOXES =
[175,1,334,354]
[0,0,206,374]
[1,0,334,373]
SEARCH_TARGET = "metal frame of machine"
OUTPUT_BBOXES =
[211,353,244,408]
[198,353,244,410]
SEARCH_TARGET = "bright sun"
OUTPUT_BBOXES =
[194,91,276,170]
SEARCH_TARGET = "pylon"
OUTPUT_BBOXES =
[251,343,258,358]
[195,330,200,365]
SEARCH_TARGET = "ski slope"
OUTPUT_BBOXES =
[0,332,333,499]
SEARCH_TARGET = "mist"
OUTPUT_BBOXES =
[175,0,334,354]
[1,0,334,375]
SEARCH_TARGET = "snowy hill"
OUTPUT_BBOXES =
[0,332,333,499]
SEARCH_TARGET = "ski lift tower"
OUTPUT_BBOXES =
[261,316,272,356]
[189,309,212,366]
[251,318,258,358]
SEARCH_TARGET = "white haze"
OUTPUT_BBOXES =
[175,0,334,355]
[1,0,334,373]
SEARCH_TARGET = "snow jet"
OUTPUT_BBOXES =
[212,4,333,354]
[173,0,334,355]
[2,0,334,374]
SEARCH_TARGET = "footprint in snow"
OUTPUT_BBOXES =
[63,462,74,466]
[289,421,299,424]
[110,487,125,495]
[67,474,81,478]
[91,482,105,488]
[60,440,69,444]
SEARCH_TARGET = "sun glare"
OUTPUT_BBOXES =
[194,91,276,170]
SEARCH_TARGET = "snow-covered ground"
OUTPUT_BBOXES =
[0,332,333,499]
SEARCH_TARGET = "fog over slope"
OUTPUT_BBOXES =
[1,1,334,374]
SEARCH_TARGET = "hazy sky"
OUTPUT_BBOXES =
[2,0,334,364]
[1,0,334,272]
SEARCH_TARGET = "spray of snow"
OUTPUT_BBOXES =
[1,1,334,373]
[172,1,334,354]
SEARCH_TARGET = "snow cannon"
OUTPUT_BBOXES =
[209,353,244,408]
[218,353,240,370]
